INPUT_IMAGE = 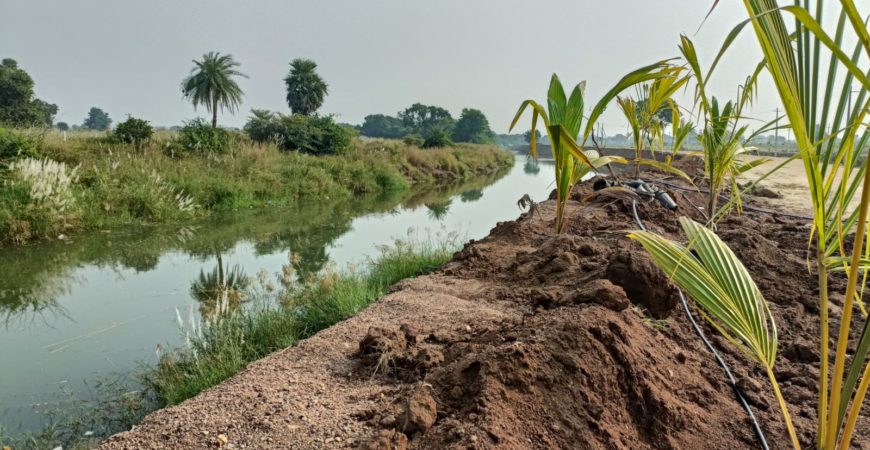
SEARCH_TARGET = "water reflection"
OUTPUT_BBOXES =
[459,189,484,202]
[424,200,453,221]
[189,256,250,318]
[523,158,541,175]
[0,167,509,326]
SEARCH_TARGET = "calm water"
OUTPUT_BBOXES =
[0,154,552,432]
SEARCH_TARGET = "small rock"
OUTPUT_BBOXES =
[359,429,408,450]
[216,434,229,446]
[401,385,438,434]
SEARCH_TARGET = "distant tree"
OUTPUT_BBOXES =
[452,108,495,144]
[398,103,453,134]
[284,59,328,116]
[360,114,407,139]
[113,115,154,147]
[55,121,69,131]
[32,99,58,126]
[495,133,526,148]
[82,107,112,130]
[182,52,247,128]
[0,58,57,127]
[523,129,542,144]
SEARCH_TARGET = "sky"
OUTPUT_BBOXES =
[1,0,787,134]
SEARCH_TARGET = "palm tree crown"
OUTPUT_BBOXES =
[284,59,328,116]
[182,52,247,127]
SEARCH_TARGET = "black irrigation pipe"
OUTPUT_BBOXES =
[650,179,814,222]
[630,200,771,450]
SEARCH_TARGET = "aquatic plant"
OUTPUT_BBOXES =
[634,0,870,448]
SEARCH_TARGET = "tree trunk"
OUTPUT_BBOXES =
[212,93,219,128]
[708,190,718,223]
[217,253,225,290]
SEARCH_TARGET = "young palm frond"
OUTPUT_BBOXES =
[629,217,798,448]
[679,35,774,224]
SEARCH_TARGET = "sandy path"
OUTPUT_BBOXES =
[738,154,862,215]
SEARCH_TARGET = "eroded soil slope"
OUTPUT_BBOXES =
[100,166,869,449]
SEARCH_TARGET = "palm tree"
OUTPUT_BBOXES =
[181,52,247,128]
[284,59,328,115]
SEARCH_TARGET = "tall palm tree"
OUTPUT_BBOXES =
[284,59,328,116]
[181,52,247,128]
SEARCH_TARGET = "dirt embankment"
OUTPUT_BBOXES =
[100,160,869,449]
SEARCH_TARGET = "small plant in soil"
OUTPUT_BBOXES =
[677,35,775,224]
[511,62,693,233]
[615,68,694,181]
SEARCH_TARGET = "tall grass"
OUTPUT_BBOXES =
[145,235,458,406]
[0,131,512,245]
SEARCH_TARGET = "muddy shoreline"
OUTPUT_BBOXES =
[99,161,868,449]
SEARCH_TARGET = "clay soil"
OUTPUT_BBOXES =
[100,158,870,449]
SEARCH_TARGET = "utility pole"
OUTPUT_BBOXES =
[774,107,780,146]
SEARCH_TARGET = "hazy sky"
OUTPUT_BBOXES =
[1,0,785,134]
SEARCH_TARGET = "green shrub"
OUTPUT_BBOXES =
[113,116,154,147]
[402,134,424,147]
[422,128,454,148]
[242,110,280,143]
[0,127,40,159]
[173,119,233,155]
[244,111,351,155]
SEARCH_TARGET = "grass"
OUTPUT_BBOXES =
[0,130,513,245]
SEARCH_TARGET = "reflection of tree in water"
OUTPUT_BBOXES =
[523,158,541,175]
[425,200,453,221]
[0,246,79,327]
[0,162,515,325]
[459,189,484,203]
[189,254,249,319]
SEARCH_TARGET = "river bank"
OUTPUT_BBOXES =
[0,153,552,449]
[0,132,513,245]
[97,159,869,449]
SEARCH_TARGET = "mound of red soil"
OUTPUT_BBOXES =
[100,165,869,449]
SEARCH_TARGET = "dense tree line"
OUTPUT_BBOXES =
[2,51,482,154]
[359,104,495,147]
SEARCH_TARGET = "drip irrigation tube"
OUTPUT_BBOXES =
[630,200,770,450]
[650,179,814,221]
